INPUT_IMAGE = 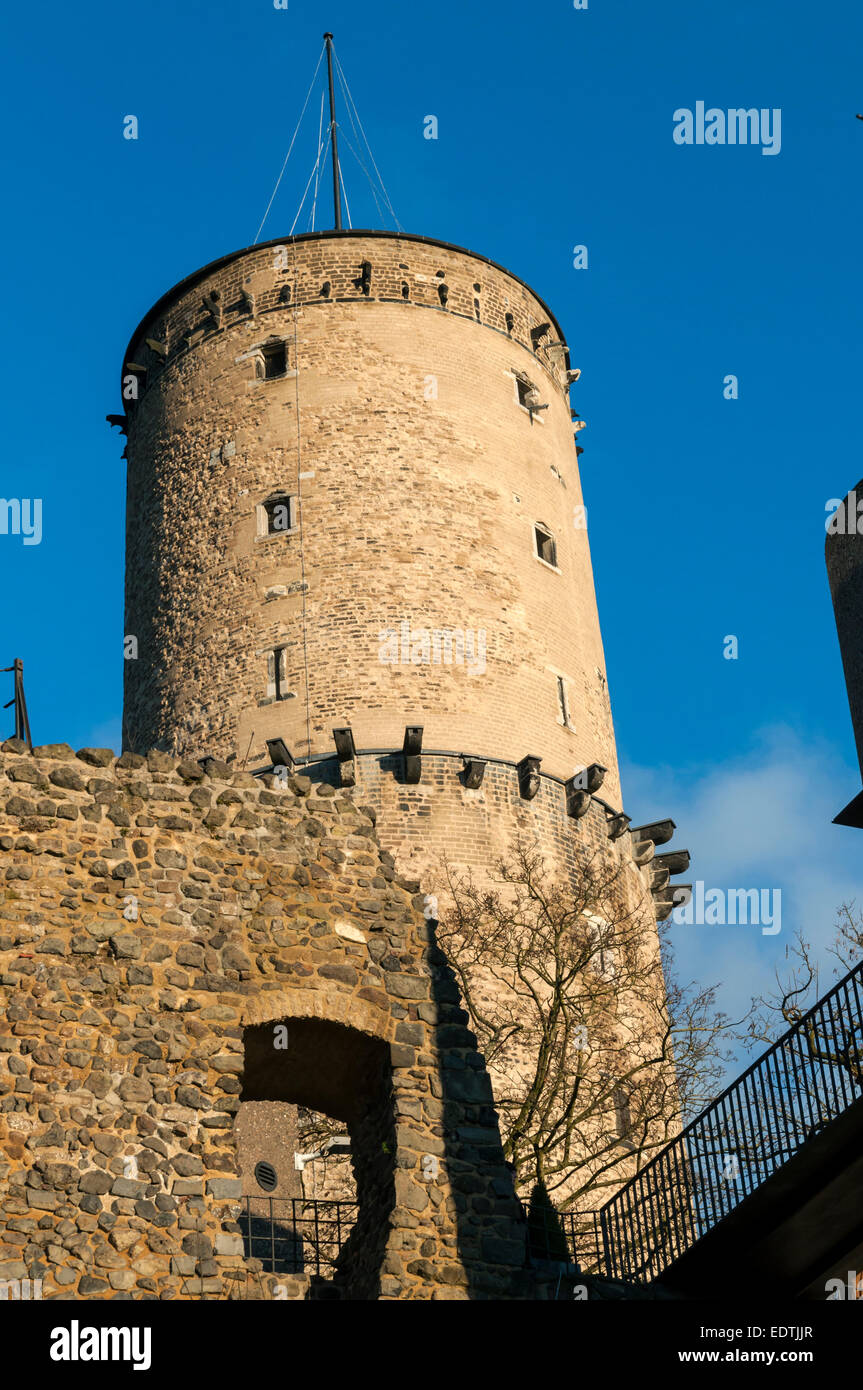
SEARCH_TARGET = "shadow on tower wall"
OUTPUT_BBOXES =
[425,919,530,1299]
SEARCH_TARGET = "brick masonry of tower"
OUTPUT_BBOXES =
[121,231,620,806]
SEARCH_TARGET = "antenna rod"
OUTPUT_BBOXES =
[324,33,343,230]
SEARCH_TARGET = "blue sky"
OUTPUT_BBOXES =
[1,0,861,1038]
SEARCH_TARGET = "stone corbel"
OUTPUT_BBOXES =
[517,755,541,801]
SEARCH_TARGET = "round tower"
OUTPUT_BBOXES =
[121,230,655,895]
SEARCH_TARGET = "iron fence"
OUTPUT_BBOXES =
[521,1203,603,1273]
[241,1193,605,1281]
[596,956,863,1283]
[239,1196,358,1276]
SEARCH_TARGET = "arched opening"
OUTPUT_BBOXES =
[235,1016,395,1300]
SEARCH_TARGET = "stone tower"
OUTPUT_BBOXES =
[0,231,685,1303]
[122,230,672,904]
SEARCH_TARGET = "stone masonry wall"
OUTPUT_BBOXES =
[0,738,532,1301]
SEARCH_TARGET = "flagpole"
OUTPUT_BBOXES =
[324,33,343,230]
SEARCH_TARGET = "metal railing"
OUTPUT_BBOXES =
[521,1203,603,1273]
[241,1193,605,1281]
[596,956,863,1283]
[239,1197,358,1276]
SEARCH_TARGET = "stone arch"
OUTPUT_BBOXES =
[236,991,398,1299]
[241,987,394,1042]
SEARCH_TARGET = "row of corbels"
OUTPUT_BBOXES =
[526,756,692,912]
[262,733,691,913]
[628,818,692,917]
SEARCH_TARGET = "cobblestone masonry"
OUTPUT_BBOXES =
[0,740,536,1300]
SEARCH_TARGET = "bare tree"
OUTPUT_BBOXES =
[736,903,863,1163]
[295,1106,347,1154]
[436,839,741,1214]
[294,1107,355,1204]
[748,902,863,1041]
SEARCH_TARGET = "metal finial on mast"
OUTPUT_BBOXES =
[324,33,343,230]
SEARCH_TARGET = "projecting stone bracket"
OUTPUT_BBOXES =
[332,728,358,788]
[353,261,372,296]
[606,811,631,841]
[564,781,591,819]
[631,818,676,847]
[630,836,655,866]
[654,884,692,919]
[651,849,691,916]
[461,757,486,790]
[628,823,691,915]
[517,755,541,800]
[402,726,423,784]
[201,290,222,328]
[338,758,357,788]
[654,849,691,876]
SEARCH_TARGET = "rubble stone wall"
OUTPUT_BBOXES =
[0,739,530,1300]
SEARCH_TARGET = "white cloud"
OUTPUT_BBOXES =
[621,726,863,1035]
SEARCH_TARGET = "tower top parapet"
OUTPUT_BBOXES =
[120,228,571,397]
